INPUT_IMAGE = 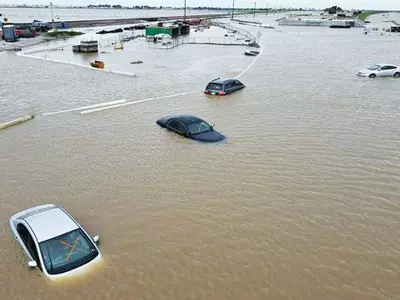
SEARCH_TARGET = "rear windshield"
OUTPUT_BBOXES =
[206,83,223,91]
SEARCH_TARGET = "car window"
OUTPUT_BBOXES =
[225,81,234,89]
[187,121,212,134]
[167,119,185,134]
[178,122,186,134]
[379,66,396,70]
[234,80,242,86]
[17,223,41,269]
[206,83,223,91]
[39,229,98,275]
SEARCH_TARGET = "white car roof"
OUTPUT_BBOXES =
[25,207,79,242]
[376,63,396,66]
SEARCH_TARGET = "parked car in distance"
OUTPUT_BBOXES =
[204,78,245,96]
[31,20,50,29]
[357,64,400,78]
[9,204,102,280]
[156,115,225,142]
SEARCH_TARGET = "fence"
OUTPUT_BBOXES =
[148,21,260,50]
[146,39,181,49]
[210,21,258,42]
[146,36,255,50]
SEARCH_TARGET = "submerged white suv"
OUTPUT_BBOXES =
[9,204,102,280]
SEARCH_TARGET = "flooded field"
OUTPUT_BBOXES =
[0,7,228,23]
[1,13,399,300]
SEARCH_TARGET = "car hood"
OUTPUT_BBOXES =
[46,253,103,281]
[191,130,225,142]
[358,68,372,74]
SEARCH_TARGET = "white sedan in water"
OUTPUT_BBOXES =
[9,204,102,280]
[357,64,400,78]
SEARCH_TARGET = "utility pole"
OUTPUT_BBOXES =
[253,1,256,18]
[231,0,235,19]
[50,2,55,29]
[184,0,187,21]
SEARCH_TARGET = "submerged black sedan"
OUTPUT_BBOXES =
[156,115,225,142]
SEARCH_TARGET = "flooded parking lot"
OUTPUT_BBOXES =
[1,13,399,300]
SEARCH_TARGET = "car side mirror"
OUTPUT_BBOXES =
[93,235,100,243]
[211,124,215,129]
[28,260,37,268]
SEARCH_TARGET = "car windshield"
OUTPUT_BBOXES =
[187,121,212,135]
[367,65,381,70]
[39,229,98,275]
[206,83,223,91]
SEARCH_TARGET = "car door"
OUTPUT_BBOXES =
[383,65,398,76]
[16,223,42,270]
[375,66,385,77]
[234,80,244,91]
[167,119,186,136]
[377,65,394,77]
[224,81,235,94]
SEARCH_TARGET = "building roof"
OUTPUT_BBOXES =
[25,207,79,242]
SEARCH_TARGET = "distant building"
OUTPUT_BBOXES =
[145,23,190,38]
[72,40,98,53]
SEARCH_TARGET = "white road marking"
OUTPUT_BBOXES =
[42,100,127,116]
[80,91,200,115]
[17,53,136,77]
[235,47,263,79]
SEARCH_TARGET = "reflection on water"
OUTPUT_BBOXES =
[1,13,400,300]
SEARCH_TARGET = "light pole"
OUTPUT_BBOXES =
[50,2,55,29]
[253,1,256,18]
[231,0,235,19]
[184,0,187,21]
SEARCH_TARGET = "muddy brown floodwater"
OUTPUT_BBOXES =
[1,14,399,300]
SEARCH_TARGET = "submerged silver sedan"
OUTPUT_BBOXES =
[9,204,102,280]
[357,63,400,78]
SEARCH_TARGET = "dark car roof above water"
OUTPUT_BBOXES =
[156,115,225,142]
[168,115,206,125]
[209,78,233,84]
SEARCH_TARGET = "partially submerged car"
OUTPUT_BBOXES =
[204,78,245,96]
[357,64,400,78]
[31,20,50,29]
[156,115,225,142]
[9,204,102,280]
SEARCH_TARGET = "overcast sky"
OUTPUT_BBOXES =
[2,0,400,10]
